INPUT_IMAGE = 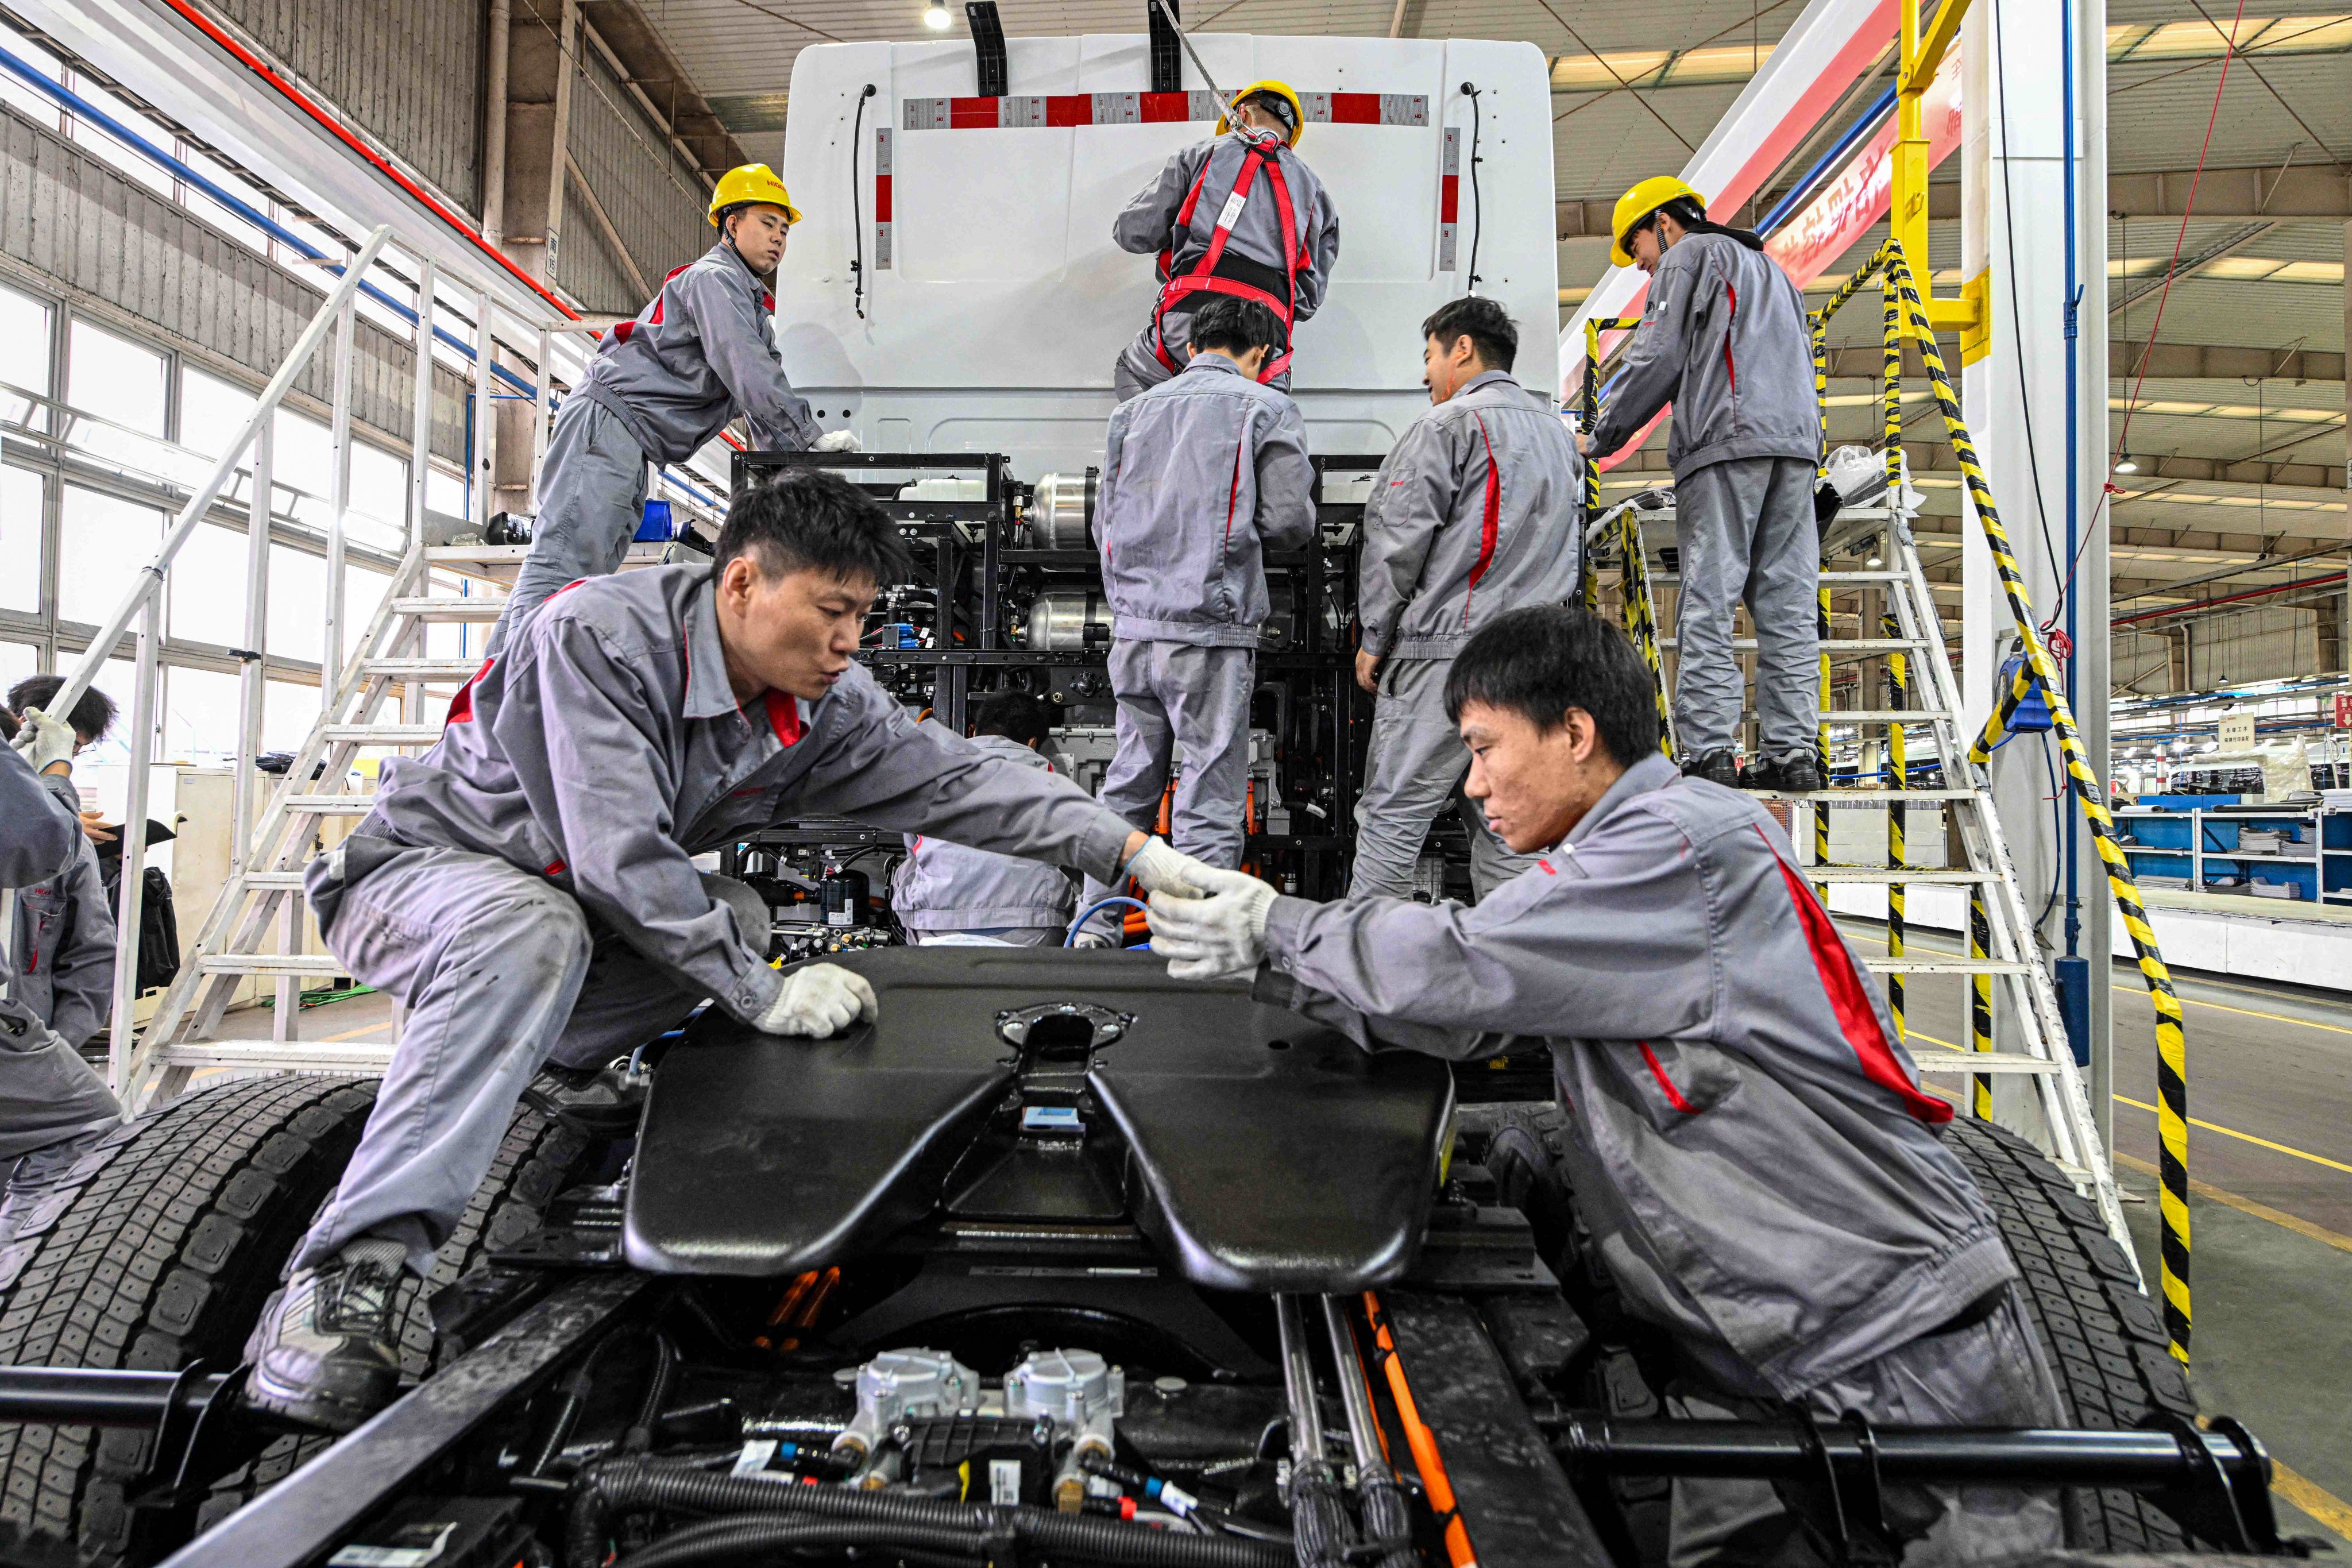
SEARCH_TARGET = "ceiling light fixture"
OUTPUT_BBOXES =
[1866,554,1883,568]
[2114,451,2139,474]
[924,0,952,27]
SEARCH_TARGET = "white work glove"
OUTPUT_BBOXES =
[1148,867,1277,983]
[1122,836,1217,900]
[812,429,863,453]
[9,706,75,775]
[752,962,878,1037]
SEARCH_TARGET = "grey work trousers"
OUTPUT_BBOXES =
[1348,656,1540,902]
[1111,315,1292,404]
[1077,641,1255,930]
[0,1033,120,1166]
[489,398,651,658]
[1667,1288,2065,1567]
[292,844,767,1277]
[1672,455,1821,759]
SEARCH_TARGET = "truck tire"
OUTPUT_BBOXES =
[0,1077,593,1567]
[1941,1114,2196,1553]
[0,1075,380,1568]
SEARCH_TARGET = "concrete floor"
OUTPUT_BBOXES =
[204,947,2352,1548]
[1840,922,2352,1550]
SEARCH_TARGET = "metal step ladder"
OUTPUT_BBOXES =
[1586,486,2135,1264]
[119,541,675,1109]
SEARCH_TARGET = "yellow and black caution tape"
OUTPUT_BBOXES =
[1862,238,2192,1362]
[1879,287,1908,1045]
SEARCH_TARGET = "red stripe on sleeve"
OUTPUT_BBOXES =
[1765,831,1952,1123]
[1638,1043,1698,1114]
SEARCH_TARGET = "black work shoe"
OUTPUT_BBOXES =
[1743,751,1824,793]
[1679,750,1741,788]
[243,1258,404,1433]
[522,1063,647,1137]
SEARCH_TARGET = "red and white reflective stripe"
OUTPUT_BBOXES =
[1438,127,1462,272]
[1459,414,1502,623]
[873,127,894,271]
[898,90,1425,132]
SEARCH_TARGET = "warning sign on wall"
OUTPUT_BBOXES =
[2218,712,2257,750]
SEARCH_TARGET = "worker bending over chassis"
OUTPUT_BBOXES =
[491,163,858,656]
[2,677,119,1057]
[246,472,1220,1434]
[0,709,124,1207]
[1077,295,1314,940]
[1351,296,1584,902]
[1152,605,2063,1566]
[891,693,1078,946]
[1584,180,1824,792]
[1110,83,1339,403]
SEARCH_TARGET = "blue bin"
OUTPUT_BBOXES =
[634,499,677,542]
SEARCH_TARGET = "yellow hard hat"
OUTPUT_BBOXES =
[1216,80,1306,148]
[1610,175,1705,267]
[709,163,802,227]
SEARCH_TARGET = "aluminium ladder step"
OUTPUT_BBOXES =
[1753,788,1983,802]
[1656,636,1927,652]
[281,794,377,816]
[1818,709,1956,723]
[363,658,485,681]
[239,871,307,890]
[1909,1051,2061,1075]
[389,597,505,621]
[1864,957,2034,975]
[1806,868,1995,884]
[198,954,345,976]
[321,724,445,746]
[159,1041,395,1073]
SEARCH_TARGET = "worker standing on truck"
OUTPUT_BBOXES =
[1149,604,2061,1566]
[1582,177,1824,792]
[891,694,1079,945]
[0,708,124,1215]
[1350,297,1584,902]
[1076,295,1315,941]
[491,163,861,655]
[1,678,118,1055]
[244,472,1222,1434]
[1109,82,1340,403]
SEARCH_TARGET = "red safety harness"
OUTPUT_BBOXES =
[1150,134,1310,384]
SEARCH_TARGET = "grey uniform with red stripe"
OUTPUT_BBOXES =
[1588,231,1824,761]
[492,242,822,655]
[294,565,1136,1275]
[892,727,1078,945]
[1256,753,2062,1565]
[0,755,122,1173]
[1076,355,1315,936]
[1110,131,1339,403]
[7,785,113,1050]
[1350,369,1583,901]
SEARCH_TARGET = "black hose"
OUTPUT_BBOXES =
[566,1458,1290,1568]
[1459,82,1484,293]
[850,83,878,320]
[615,1515,986,1568]
[1355,1475,1417,1568]
[1287,1474,1355,1568]
[622,1334,678,1454]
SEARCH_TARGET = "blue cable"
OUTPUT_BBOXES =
[1755,83,1899,237]
[1065,897,1149,948]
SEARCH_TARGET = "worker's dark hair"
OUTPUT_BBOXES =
[1650,195,1765,253]
[1189,295,1287,358]
[1444,604,1660,767]
[1238,90,1297,134]
[7,674,117,744]
[715,469,912,588]
[971,691,1055,748]
[1421,296,1517,373]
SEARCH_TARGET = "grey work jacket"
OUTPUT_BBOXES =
[1114,132,1340,346]
[577,242,818,464]
[1,748,83,1059]
[1253,753,2013,1399]
[1097,356,1316,647]
[1359,371,1584,661]
[1588,233,1821,480]
[891,730,1079,934]
[8,773,114,1049]
[330,567,1134,1024]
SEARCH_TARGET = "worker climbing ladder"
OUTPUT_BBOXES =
[1575,242,2177,1341]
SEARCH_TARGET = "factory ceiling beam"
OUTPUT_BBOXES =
[1598,443,2345,496]
[578,0,747,180]
[1916,165,2352,220]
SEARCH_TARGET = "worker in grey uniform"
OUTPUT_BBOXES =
[493,162,859,655]
[1351,296,1584,902]
[0,709,125,1205]
[2,677,118,1052]
[1110,80,1339,403]
[1077,295,1315,940]
[1584,176,1824,791]
[1150,604,2063,1567]
[245,472,1220,1434]
[891,693,1077,945]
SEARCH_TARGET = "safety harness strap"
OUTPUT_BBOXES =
[1150,136,1304,384]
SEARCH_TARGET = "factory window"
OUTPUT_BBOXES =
[168,522,251,651]
[0,465,42,613]
[57,485,162,628]
[0,284,53,408]
[64,319,168,469]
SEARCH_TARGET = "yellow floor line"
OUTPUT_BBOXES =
[2112,1094,2352,1176]
[2273,1459,2352,1540]
[2112,1150,2352,1257]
